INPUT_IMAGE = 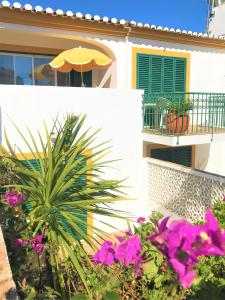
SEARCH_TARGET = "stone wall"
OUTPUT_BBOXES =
[147,158,225,222]
[0,227,17,300]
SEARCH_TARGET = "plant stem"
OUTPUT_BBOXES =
[38,254,42,291]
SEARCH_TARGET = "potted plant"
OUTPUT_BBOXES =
[163,98,194,134]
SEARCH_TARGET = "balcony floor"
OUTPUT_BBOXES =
[143,125,225,146]
[143,124,225,136]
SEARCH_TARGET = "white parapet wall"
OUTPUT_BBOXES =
[147,157,225,222]
[0,85,148,232]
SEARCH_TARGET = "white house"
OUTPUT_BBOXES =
[1,1,225,230]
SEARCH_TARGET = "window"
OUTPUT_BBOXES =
[57,70,92,87]
[0,52,92,87]
[136,54,187,94]
[34,57,55,86]
[151,146,192,167]
[15,56,33,85]
[0,55,14,84]
[137,53,187,127]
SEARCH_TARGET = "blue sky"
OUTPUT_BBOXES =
[18,0,209,33]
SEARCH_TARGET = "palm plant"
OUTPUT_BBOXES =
[0,114,128,299]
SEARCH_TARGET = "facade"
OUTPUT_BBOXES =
[1,1,225,228]
[207,0,225,36]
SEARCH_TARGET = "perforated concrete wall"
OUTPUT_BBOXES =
[147,158,225,222]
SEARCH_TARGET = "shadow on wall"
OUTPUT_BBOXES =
[195,144,210,171]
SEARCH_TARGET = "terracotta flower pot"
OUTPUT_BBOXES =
[164,113,189,134]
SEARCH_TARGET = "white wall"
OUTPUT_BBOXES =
[0,85,148,231]
[209,4,225,36]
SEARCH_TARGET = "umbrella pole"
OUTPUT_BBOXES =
[80,66,85,87]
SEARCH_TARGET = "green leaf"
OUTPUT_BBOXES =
[103,291,121,300]
[24,288,37,300]
[143,260,159,279]
[71,294,89,300]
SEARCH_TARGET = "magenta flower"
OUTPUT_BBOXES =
[93,234,143,276]
[148,210,225,289]
[170,259,196,289]
[116,235,142,267]
[14,238,26,248]
[125,230,132,236]
[223,195,225,202]
[93,241,116,266]
[137,217,146,223]
[31,234,43,254]
[195,210,225,256]
[3,191,24,207]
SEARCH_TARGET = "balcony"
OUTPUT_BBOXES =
[142,92,225,146]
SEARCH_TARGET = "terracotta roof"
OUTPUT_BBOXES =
[0,0,224,41]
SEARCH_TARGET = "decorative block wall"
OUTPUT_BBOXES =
[0,227,17,300]
[147,158,225,222]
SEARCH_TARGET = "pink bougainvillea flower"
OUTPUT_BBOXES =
[3,191,24,207]
[195,210,225,256]
[116,235,142,267]
[14,238,26,248]
[149,220,199,288]
[170,258,196,289]
[31,234,43,254]
[137,217,146,223]
[93,241,116,266]
[93,234,143,276]
[148,210,225,289]
[125,230,132,236]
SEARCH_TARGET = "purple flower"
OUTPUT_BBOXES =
[31,234,43,254]
[3,191,24,207]
[116,235,142,267]
[149,220,199,288]
[148,210,225,289]
[125,230,132,236]
[223,195,225,202]
[137,217,146,223]
[170,258,196,289]
[196,210,225,256]
[93,234,143,276]
[93,241,116,266]
[14,238,26,248]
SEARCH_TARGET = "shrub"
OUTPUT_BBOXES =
[0,114,128,299]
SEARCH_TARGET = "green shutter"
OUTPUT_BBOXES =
[137,54,150,94]
[21,159,41,172]
[151,146,192,167]
[151,56,163,93]
[136,54,187,93]
[20,156,88,239]
[163,57,174,92]
[175,58,186,92]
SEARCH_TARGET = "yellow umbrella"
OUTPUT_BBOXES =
[49,47,112,73]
